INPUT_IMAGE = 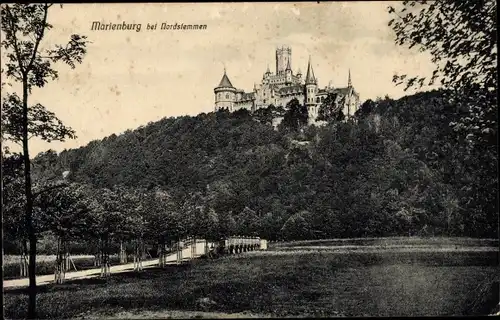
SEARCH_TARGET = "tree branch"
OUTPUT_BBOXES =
[4,5,26,75]
[26,3,49,72]
[33,182,69,199]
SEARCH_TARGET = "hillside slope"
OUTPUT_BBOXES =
[32,90,498,240]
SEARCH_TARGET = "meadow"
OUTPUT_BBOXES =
[3,255,121,280]
[3,238,499,318]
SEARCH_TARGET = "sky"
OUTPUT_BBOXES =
[1,2,439,156]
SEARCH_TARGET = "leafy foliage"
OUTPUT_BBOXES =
[21,89,497,241]
[388,0,496,92]
[281,98,309,131]
[388,0,497,145]
[317,92,345,122]
[1,3,89,317]
[1,93,76,144]
[35,183,96,241]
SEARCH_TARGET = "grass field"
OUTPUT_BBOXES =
[3,255,121,280]
[3,238,499,318]
[271,237,499,248]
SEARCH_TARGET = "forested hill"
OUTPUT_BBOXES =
[33,89,498,239]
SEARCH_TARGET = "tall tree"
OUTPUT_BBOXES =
[2,151,29,275]
[35,183,95,283]
[388,0,498,267]
[317,92,345,122]
[1,4,89,316]
[281,98,309,132]
[253,105,274,126]
[388,0,497,145]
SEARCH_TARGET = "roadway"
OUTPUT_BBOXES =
[3,243,206,289]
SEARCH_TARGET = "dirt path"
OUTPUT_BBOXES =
[77,309,274,319]
[3,245,203,289]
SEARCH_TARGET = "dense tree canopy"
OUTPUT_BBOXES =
[388,0,497,146]
[4,88,492,244]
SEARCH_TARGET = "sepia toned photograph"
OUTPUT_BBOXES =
[1,1,498,319]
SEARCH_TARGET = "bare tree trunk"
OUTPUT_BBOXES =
[133,239,136,270]
[139,238,144,270]
[64,241,70,272]
[163,242,168,265]
[22,74,37,319]
[62,240,69,282]
[100,237,110,277]
[191,236,196,259]
[119,240,127,264]
[176,238,182,264]
[20,240,29,277]
[158,240,166,268]
[94,239,100,267]
[133,238,143,271]
[105,238,110,277]
[133,239,137,271]
[54,237,65,284]
[137,238,142,271]
[157,242,162,268]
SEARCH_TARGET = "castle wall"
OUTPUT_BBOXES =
[214,47,359,122]
[308,105,320,121]
[234,100,254,112]
[278,94,305,108]
[341,93,360,117]
[215,91,236,111]
[272,117,284,129]
[276,47,291,75]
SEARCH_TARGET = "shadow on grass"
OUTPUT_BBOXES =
[272,237,499,248]
[4,264,192,295]
[4,253,499,319]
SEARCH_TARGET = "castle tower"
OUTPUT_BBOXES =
[304,56,317,105]
[214,67,237,112]
[263,64,271,84]
[304,56,318,122]
[275,46,292,76]
[344,68,359,118]
[348,68,352,88]
[285,58,293,84]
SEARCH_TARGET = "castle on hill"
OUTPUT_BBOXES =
[214,46,361,124]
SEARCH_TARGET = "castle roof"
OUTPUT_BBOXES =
[332,87,359,97]
[305,57,317,85]
[332,87,350,95]
[216,69,234,88]
[236,92,255,102]
[315,87,359,98]
[269,84,279,91]
[278,84,303,95]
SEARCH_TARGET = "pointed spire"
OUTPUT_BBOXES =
[266,64,271,74]
[217,67,234,88]
[305,56,317,85]
[286,58,292,71]
[348,68,352,88]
